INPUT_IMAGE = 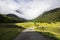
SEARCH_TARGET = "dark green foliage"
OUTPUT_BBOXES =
[32,8,60,23]
[0,14,27,23]
[6,14,28,22]
[0,24,25,40]
[0,14,19,23]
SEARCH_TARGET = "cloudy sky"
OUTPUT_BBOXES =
[0,0,60,20]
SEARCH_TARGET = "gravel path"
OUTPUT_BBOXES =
[14,27,52,40]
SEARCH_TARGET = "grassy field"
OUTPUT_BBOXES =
[0,22,60,40]
[16,22,60,40]
[0,24,25,40]
[35,22,60,40]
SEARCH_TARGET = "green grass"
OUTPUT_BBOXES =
[15,22,34,28]
[0,24,25,40]
[15,22,60,40]
[0,22,60,40]
[35,22,60,40]
[16,22,60,40]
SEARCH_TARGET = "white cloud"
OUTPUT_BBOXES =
[0,0,60,20]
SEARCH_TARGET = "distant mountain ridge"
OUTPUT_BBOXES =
[0,14,27,23]
[6,14,28,22]
[0,8,60,23]
[31,8,60,23]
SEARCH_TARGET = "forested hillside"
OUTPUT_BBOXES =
[32,8,60,23]
[0,14,27,23]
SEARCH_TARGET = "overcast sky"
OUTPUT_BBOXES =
[0,0,60,20]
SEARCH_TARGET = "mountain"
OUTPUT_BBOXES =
[0,14,13,23]
[6,14,28,22]
[0,8,60,23]
[31,8,60,23]
[0,14,27,23]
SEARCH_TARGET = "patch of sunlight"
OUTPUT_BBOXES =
[15,22,60,28]
[15,22,60,40]
[15,22,35,28]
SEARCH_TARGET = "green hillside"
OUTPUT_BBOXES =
[0,14,26,23]
[32,8,60,23]
[6,14,28,22]
[0,8,60,23]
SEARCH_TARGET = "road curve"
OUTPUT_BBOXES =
[14,27,52,40]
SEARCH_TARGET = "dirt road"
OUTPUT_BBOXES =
[14,27,52,40]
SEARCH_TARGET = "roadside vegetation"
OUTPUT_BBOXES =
[0,24,25,40]
[15,22,60,40]
[0,22,60,40]
[35,22,60,40]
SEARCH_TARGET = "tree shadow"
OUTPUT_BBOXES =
[0,24,25,29]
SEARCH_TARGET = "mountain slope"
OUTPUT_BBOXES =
[6,14,27,22]
[0,14,27,23]
[32,8,60,23]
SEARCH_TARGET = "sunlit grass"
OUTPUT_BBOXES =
[0,22,60,40]
[34,22,60,40]
[16,22,60,40]
[16,22,60,28]
[15,22,35,28]
[37,22,60,27]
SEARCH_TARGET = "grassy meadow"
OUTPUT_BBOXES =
[0,22,60,40]
[16,22,60,40]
